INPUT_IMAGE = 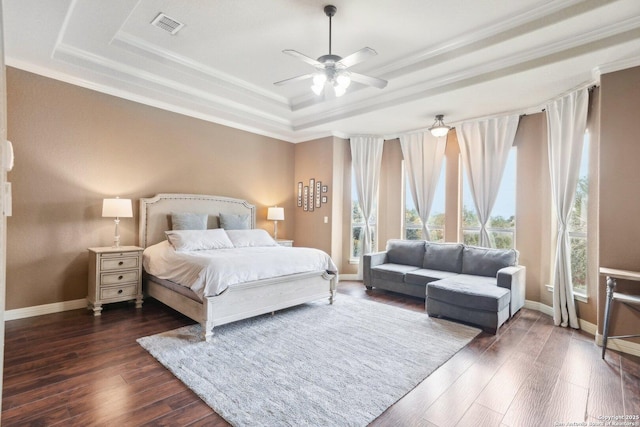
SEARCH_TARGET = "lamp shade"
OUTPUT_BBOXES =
[267,207,285,221]
[102,198,133,218]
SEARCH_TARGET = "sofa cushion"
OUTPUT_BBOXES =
[385,239,426,267]
[428,279,510,312]
[423,242,464,273]
[462,246,518,277]
[371,263,421,282]
[404,268,458,286]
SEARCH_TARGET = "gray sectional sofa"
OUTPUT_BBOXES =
[363,239,526,333]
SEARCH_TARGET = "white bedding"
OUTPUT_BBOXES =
[143,240,338,300]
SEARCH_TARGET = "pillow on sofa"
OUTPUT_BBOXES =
[386,239,426,267]
[462,246,518,277]
[423,242,464,273]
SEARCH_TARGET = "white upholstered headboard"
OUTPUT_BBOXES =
[139,193,256,248]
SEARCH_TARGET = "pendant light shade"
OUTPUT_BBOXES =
[429,115,451,137]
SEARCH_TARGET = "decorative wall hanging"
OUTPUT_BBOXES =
[297,179,329,211]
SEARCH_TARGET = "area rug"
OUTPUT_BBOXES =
[137,295,480,426]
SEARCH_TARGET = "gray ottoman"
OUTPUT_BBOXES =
[426,279,511,334]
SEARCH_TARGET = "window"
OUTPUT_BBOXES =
[462,148,516,249]
[568,132,590,295]
[351,169,377,259]
[404,163,446,242]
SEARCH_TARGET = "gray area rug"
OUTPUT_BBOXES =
[137,295,480,426]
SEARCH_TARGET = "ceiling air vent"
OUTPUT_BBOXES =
[151,13,184,35]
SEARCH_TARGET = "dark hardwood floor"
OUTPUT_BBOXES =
[3,281,640,426]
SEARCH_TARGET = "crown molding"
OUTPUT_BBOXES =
[593,54,640,79]
[111,31,290,109]
[290,16,640,132]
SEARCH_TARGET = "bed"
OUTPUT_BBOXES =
[139,193,337,341]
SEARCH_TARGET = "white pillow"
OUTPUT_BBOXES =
[225,229,278,248]
[165,229,234,252]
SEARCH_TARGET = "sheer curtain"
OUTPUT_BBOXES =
[547,88,589,329]
[456,115,519,247]
[350,136,384,278]
[399,132,446,241]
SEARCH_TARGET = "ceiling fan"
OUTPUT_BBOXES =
[274,4,388,97]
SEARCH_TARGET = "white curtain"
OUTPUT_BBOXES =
[547,88,588,329]
[456,115,519,247]
[350,136,384,279]
[399,132,446,241]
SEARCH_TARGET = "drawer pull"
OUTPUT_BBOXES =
[118,275,123,280]
[118,261,124,266]
[118,289,123,294]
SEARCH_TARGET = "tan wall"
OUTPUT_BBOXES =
[293,137,334,254]
[514,113,552,304]
[6,67,295,310]
[378,139,403,246]
[598,66,640,343]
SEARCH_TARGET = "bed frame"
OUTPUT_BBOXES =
[139,193,336,341]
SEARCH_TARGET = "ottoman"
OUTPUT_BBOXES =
[426,278,511,334]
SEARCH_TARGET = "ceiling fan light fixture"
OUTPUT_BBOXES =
[313,73,327,86]
[429,114,451,137]
[333,84,346,97]
[311,83,325,96]
[336,73,351,89]
[311,73,327,95]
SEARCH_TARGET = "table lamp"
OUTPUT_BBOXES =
[102,197,133,247]
[267,206,284,240]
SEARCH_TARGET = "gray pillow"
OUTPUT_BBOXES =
[171,212,207,230]
[385,239,426,267]
[462,246,518,277]
[423,242,464,273]
[219,213,250,230]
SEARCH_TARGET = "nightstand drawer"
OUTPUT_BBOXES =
[100,271,138,285]
[100,283,138,300]
[100,256,139,271]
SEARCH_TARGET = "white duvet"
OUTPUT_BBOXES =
[143,240,338,300]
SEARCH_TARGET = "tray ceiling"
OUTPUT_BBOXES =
[4,0,640,142]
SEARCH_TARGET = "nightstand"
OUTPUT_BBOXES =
[87,246,143,316]
[276,239,294,247]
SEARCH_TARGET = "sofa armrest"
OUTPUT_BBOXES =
[363,251,388,287]
[497,265,526,316]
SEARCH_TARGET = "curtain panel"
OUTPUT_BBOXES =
[350,136,384,279]
[547,88,589,329]
[456,115,519,247]
[399,132,446,241]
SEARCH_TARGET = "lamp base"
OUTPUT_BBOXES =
[113,218,121,248]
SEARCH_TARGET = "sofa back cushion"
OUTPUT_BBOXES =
[423,242,464,273]
[462,246,518,277]
[386,239,426,267]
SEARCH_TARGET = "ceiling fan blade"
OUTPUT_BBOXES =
[274,73,314,86]
[282,50,323,67]
[337,47,377,68]
[349,72,388,89]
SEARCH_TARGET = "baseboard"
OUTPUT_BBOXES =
[4,298,87,321]
[594,331,640,357]
[524,299,640,357]
[524,299,554,317]
[339,274,359,281]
